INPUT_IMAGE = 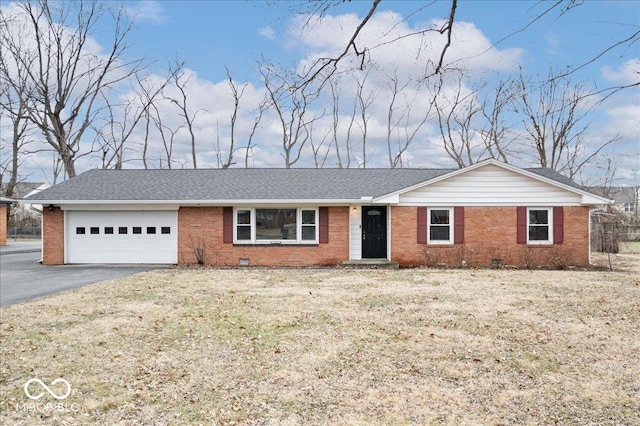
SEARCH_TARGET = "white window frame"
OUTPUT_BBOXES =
[300,209,318,242]
[235,209,252,241]
[233,207,319,244]
[527,207,553,245]
[427,207,453,245]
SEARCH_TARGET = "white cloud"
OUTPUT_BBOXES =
[601,59,640,85]
[259,26,275,40]
[544,32,560,56]
[125,1,167,25]
[605,101,640,141]
[290,10,525,81]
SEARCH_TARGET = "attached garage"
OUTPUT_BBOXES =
[65,210,177,264]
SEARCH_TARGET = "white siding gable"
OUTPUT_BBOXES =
[395,164,583,206]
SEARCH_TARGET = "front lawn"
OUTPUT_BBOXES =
[1,255,638,425]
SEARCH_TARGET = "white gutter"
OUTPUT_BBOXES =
[24,198,368,206]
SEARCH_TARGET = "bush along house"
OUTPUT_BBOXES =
[24,160,610,268]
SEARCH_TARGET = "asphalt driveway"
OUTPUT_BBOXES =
[0,246,164,307]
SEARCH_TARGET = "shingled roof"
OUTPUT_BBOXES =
[23,163,593,203]
[24,168,454,202]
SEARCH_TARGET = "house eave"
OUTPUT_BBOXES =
[25,198,368,207]
[393,201,589,207]
[0,197,17,206]
[581,196,614,205]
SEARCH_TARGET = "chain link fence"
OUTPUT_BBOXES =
[7,227,41,240]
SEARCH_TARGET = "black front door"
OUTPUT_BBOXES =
[362,206,387,258]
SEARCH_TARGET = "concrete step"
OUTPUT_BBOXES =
[341,259,400,269]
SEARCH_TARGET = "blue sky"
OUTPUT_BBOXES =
[118,1,640,184]
[2,0,639,185]
[130,0,638,85]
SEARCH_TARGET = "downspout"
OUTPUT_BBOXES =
[39,208,44,264]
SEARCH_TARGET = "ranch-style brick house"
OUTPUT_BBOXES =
[24,160,610,268]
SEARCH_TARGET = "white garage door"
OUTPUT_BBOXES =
[66,210,177,264]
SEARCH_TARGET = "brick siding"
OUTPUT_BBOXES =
[177,206,350,266]
[42,207,64,264]
[391,205,590,268]
[40,204,591,268]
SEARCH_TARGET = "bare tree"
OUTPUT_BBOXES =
[433,75,481,168]
[328,80,344,168]
[0,47,35,197]
[308,122,333,168]
[213,120,224,168]
[384,71,433,168]
[433,72,516,167]
[478,78,516,164]
[141,106,153,169]
[516,67,617,178]
[260,64,323,168]
[96,93,131,170]
[0,0,144,178]
[297,0,458,90]
[342,91,358,168]
[327,78,359,168]
[165,64,201,168]
[217,68,249,169]
[149,101,183,169]
[96,71,175,170]
[244,95,268,168]
[353,72,378,168]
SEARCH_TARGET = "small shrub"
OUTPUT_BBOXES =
[518,246,535,270]
[189,235,206,265]
[548,246,573,270]
[423,248,440,268]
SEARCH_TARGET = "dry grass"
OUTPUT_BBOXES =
[1,252,639,425]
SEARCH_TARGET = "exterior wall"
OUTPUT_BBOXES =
[349,205,362,260]
[397,164,584,206]
[391,205,591,268]
[0,205,7,246]
[38,203,590,268]
[178,206,350,266]
[42,207,64,265]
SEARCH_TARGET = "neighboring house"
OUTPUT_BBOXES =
[23,160,610,268]
[590,186,640,245]
[0,197,16,246]
[1,182,49,226]
[590,186,639,224]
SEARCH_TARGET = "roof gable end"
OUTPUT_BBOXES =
[374,159,611,206]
